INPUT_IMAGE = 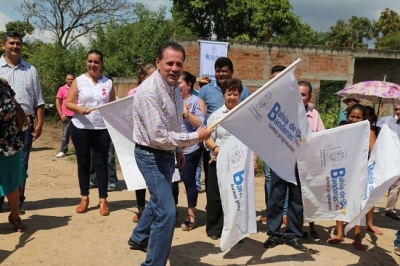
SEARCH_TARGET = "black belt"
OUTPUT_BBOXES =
[135,144,174,154]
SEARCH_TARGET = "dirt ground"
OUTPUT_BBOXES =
[1,122,400,266]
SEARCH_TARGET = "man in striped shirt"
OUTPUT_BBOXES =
[128,42,212,266]
[0,31,45,214]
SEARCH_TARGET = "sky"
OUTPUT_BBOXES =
[1,0,400,44]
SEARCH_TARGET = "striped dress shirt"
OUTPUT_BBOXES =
[132,70,199,150]
[0,55,45,116]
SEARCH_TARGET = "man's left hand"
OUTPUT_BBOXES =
[176,151,185,169]
[32,125,42,141]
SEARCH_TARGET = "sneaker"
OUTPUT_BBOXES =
[107,183,116,192]
[56,152,66,158]
[395,246,400,256]
[89,181,98,189]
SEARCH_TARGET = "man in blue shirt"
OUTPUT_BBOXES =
[198,57,251,122]
[377,104,400,221]
[198,57,251,193]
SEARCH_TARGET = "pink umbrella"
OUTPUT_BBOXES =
[336,81,400,104]
[336,81,400,116]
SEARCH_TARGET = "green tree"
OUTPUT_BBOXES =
[28,43,86,104]
[327,16,374,48]
[91,4,172,77]
[171,0,297,42]
[270,16,329,46]
[17,0,135,49]
[374,8,400,50]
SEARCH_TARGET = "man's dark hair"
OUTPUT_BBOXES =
[2,31,23,44]
[215,57,234,72]
[157,42,186,61]
[298,80,313,97]
[271,65,286,76]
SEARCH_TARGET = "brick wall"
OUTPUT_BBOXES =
[112,38,400,117]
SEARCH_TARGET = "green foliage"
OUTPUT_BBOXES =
[91,4,172,77]
[171,0,297,42]
[374,8,400,50]
[327,16,374,48]
[28,43,86,104]
[318,81,345,129]
[270,17,329,45]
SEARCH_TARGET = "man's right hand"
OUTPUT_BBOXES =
[197,126,213,141]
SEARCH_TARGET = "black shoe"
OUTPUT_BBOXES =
[310,230,320,239]
[209,235,220,240]
[302,232,309,239]
[385,211,400,221]
[263,236,282,248]
[128,238,147,253]
[285,238,308,252]
[18,204,25,215]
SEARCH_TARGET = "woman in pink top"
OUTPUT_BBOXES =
[55,73,74,158]
[128,62,156,223]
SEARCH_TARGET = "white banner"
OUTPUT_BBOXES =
[344,117,400,234]
[199,40,228,79]
[97,96,146,190]
[297,120,370,222]
[217,136,256,251]
[218,59,310,183]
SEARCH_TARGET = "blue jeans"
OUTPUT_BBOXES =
[263,161,271,208]
[130,147,176,266]
[19,125,33,205]
[395,222,400,247]
[59,116,72,153]
[181,148,202,208]
[266,168,303,241]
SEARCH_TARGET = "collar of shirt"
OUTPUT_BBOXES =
[0,55,25,69]
[212,80,222,92]
[222,104,230,113]
[306,105,314,118]
[155,70,176,96]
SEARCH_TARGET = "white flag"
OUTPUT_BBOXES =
[297,120,370,222]
[344,117,400,234]
[218,58,310,183]
[97,96,146,190]
[217,136,256,251]
[199,40,228,79]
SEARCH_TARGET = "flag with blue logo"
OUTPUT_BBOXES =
[217,135,256,251]
[297,120,370,222]
[344,117,400,234]
[216,58,310,183]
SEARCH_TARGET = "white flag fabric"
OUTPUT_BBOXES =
[199,40,228,79]
[217,136,256,251]
[97,96,146,190]
[344,117,400,234]
[218,59,310,183]
[297,120,370,222]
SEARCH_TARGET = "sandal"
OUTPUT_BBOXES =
[76,197,89,213]
[8,214,26,232]
[181,213,196,231]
